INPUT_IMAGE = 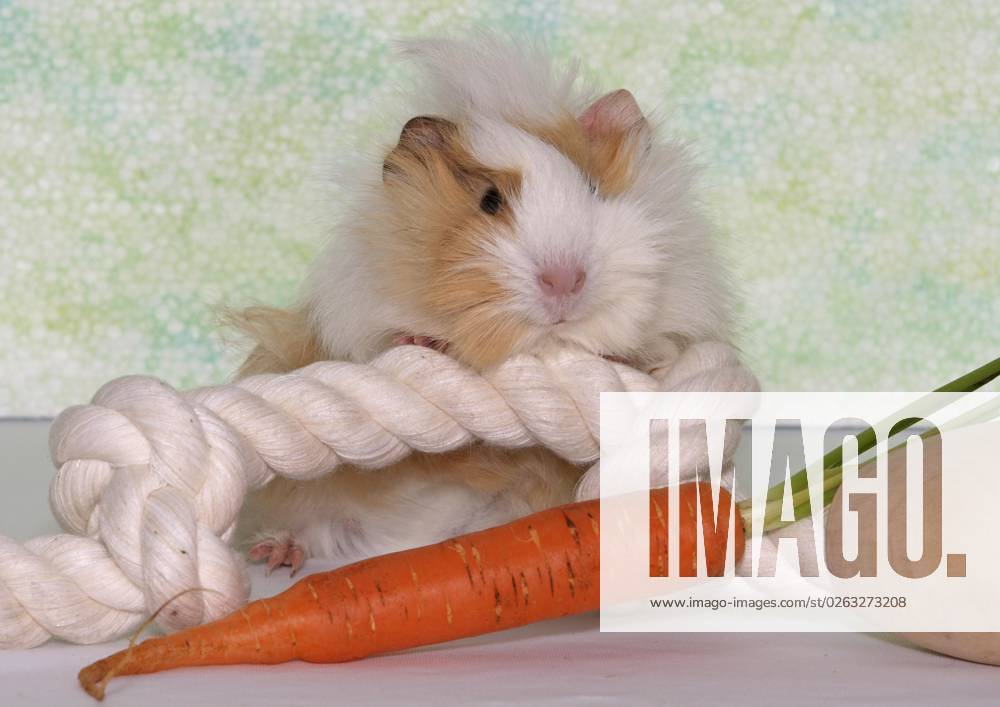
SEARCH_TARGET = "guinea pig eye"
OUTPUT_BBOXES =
[480,186,502,215]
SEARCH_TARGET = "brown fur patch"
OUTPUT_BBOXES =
[222,305,325,377]
[228,100,649,376]
[378,118,529,370]
[527,116,592,176]
[586,125,647,196]
[521,111,647,197]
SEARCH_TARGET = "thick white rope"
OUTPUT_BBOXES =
[0,342,757,648]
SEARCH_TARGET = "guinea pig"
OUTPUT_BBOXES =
[229,35,739,575]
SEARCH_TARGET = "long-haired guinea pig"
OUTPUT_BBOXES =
[229,35,737,574]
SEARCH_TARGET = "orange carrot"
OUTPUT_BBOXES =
[80,483,743,699]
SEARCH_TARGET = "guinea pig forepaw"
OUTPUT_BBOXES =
[247,530,307,577]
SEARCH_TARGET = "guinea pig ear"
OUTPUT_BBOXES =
[397,115,456,150]
[383,115,457,182]
[578,89,648,141]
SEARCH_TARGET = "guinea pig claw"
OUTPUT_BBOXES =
[394,334,450,353]
[248,534,306,577]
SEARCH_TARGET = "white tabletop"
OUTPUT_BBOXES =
[2,421,998,705]
[2,561,998,706]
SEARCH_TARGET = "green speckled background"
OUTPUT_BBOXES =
[0,0,997,415]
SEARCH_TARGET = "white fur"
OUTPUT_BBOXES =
[305,35,732,367]
[264,35,743,569]
[465,116,728,363]
[398,33,589,127]
[0,37,758,649]
[241,464,540,569]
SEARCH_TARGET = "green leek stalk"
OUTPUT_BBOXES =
[737,355,1000,533]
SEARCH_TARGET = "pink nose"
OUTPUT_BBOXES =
[538,265,586,297]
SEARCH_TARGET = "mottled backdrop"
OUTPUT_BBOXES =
[0,0,997,415]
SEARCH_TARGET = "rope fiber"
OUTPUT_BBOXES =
[0,342,757,648]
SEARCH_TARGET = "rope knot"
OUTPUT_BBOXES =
[1,343,757,648]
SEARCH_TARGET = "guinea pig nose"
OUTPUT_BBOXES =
[538,265,586,297]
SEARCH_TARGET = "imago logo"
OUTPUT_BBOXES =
[821,421,964,581]
[597,392,1000,632]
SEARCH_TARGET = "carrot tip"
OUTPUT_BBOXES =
[78,661,111,701]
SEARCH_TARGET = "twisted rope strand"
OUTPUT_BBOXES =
[0,343,757,648]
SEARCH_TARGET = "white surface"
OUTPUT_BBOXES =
[2,420,999,705]
[2,568,999,707]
